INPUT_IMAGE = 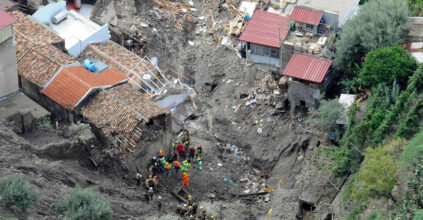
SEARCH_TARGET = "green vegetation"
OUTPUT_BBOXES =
[358,44,417,87]
[309,99,343,134]
[400,129,423,167]
[67,122,94,145]
[334,0,408,69]
[391,155,423,219]
[351,145,398,203]
[312,145,352,177]
[36,116,53,131]
[56,186,111,220]
[407,0,423,16]
[0,175,37,212]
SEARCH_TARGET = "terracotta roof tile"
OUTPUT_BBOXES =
[238,10,290,48]
[10,10,63,46]
[282,53,332,83]
[41,66,128,109]
[79,41,156,77]
[17,44,76,87]
[81,83,169,140]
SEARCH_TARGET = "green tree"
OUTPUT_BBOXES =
[56,186,112,220]
[310,99,343,134]
[352,146,398,202]
[408,0,423,16]
[0,175,37,212]
[334,0,409,69]
[358,44,417,87]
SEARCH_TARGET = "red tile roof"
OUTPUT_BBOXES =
[283,53,332,83]
[238,10,290,48]
[290,7,323,26]
[80,41,156,77]
[81,83,169,143]
[41,66,128,109]
[10,10,63,46]
[17,44,76,87]
[0,9,15,30]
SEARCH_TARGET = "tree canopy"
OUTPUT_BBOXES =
[352,145,397,202]
[309,99,343,134]
[358,44,417,87]
[334,0,409,69]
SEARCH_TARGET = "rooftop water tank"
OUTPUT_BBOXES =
[52,10,67,24]
[83,59,96,72]
[151,57,158,67]
[75,0,81,9]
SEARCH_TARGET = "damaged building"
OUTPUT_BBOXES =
[10,9,171,151]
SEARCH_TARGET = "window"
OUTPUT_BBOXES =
[270,48,280,58]
[251,44,279,58]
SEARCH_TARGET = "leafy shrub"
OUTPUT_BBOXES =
[67,122,94,145]
[358,44,417,87]
[351,146,397,203]
[36,116,53,130]
[0,175,37,212]
[56,186,111,220]
[312,145,352,177]
[309,99,343,134]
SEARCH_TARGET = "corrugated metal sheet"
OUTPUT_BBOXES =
[290,7,323,26]
[283,53,332,83]
[238,10,290,48]
[0,9,15,30]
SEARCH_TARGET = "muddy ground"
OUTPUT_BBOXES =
[0,0,338,219]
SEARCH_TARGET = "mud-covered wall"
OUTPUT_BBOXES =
[288,80,320,108]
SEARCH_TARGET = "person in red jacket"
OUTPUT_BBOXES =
[189,147,195,161]
[176,143,184,153]
[180,150,187,161]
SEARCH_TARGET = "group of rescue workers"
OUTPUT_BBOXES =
[135,138,215,219]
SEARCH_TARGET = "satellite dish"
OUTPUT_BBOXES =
[143,74,151,80]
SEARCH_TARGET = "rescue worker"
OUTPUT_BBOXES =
[148,165,154,176]
[180,150,187,161]
[152,176,158,193]
[145,179,150,189]
[165,162,171,176]
[176,143,184,154]
[186,206,194,218]
[187,195,193,207]
[181,160,190,172]
[189,147,196,161]
[153,163,159,176]
[147,187,154,202]
[210,216,215,219]
[196,144,202,158]
[184,140,190,151]
[174,160,181,173]
[158,149,164,158]
[182,172,189,187]
[157,196,163,211]
[136,172,142,186]
[173,150,179,162]
[197,158,203,171]
[150,157,157,166]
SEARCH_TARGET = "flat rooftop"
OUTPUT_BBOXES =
[297,0,358,25]
[284,29,331,56]
[50,10,104,50]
